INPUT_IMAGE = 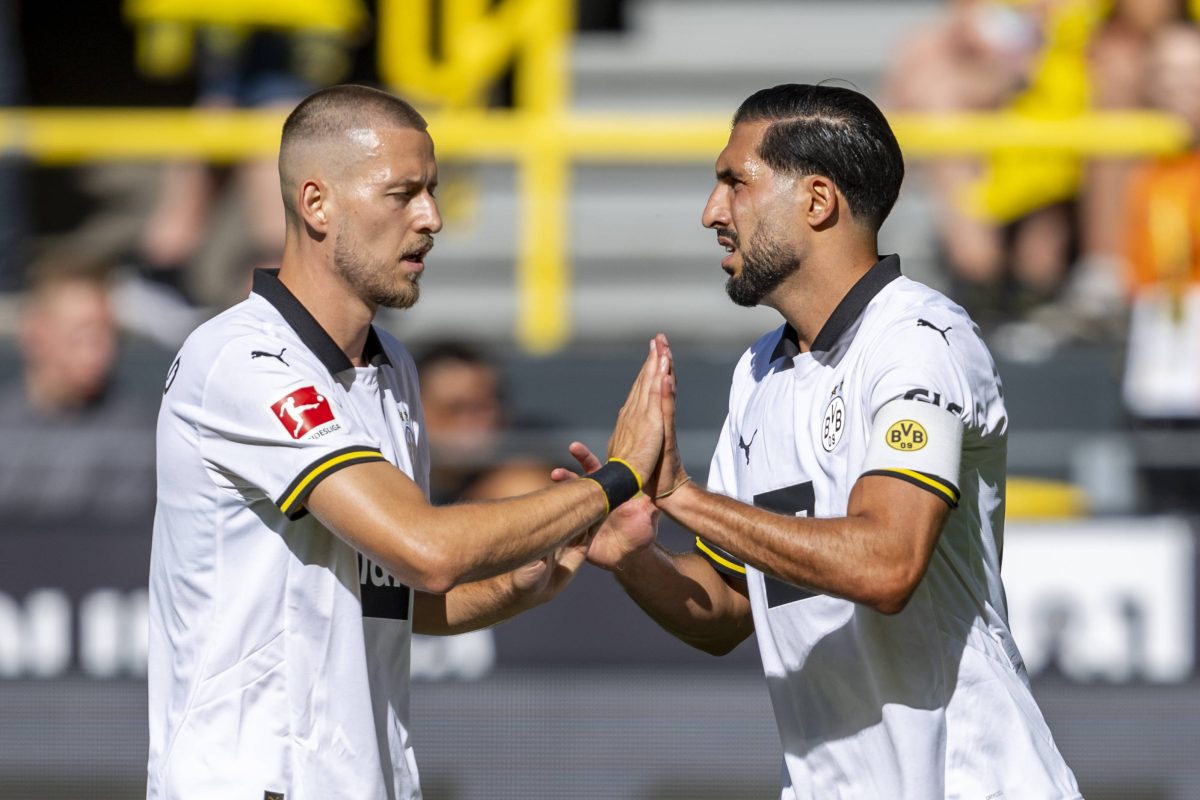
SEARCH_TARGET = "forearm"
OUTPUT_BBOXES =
[613,545,753,656]
[313,466,608,594]
[658,480,935,613]
[429,481,603,587]
[413,575,539,636]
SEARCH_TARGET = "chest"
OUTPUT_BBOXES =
[336,366,428,493]
[729,357,870,517]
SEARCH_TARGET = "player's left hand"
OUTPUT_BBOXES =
[552,442,660,571]
[509,532,590,602]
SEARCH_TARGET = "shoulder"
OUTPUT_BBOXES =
[858,278,1002,425]
[865,278,990,368]
[170,300,330,402]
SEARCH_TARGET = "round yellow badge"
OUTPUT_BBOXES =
[886,420,927,451]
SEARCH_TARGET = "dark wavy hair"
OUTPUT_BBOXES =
[733,84,904,231]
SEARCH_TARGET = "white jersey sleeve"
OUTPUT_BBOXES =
[860,311,975,507]
[189,335,388,519]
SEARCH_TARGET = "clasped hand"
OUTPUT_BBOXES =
[550,334,692,571]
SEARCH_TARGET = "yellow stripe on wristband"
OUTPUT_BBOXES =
[583,475,611,515]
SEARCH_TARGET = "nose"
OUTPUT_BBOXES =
[416,192,443,235]
[702,184,730,230]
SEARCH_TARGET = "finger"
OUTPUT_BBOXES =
[623,340,655,418]
[556,541,589,574]
[569,441,604,473]
[550,467,577,483]
[662,374,678,446]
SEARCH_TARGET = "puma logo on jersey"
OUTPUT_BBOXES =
[917,319,951,345]
[738,430,758,465]
[251,347,289,366]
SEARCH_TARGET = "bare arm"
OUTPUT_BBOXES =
[657,476,949,615]
[306,340,669,594]
[554,438,753,657]
[645,335,951,616]
[412,535,589,635]
[612,545,754,656]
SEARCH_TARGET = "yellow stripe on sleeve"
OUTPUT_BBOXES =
[279,449,384,513]
[695,537,747,575]
[884,468,960,505]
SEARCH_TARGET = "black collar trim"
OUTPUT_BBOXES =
[770,254,902,361]
[252,269,390,374]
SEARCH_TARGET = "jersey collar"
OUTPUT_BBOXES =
[771,254,902,361]
[252,269,391,373]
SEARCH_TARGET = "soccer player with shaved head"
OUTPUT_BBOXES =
[561,84,1081,799]
[147,85,667,799]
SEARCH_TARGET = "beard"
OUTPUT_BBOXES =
[333,227,423,310]
[724,226,802,307]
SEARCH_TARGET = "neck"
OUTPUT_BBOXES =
[765,237,879,352]
[277,244,376,367]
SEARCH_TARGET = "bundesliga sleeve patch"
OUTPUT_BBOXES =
[271,386,336,439]
[861,398,963,507]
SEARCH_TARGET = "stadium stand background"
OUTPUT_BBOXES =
[2,1,1199,798]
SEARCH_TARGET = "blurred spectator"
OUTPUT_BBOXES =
[1119,22,1200,511]
[1069,0,1193,333]
[0,255,156,526]
[886,0,1084,326]
[124,3,364,321]
[417,340,552,506]
[411,341,554,680]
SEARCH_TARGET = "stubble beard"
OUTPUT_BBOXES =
[724,226,802,308]
[333,227,420,310]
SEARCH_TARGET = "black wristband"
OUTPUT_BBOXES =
[584,459,642,513]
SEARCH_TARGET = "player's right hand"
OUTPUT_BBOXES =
[645,335,691,504]
[551,442,660,571]
[605,337,670,483]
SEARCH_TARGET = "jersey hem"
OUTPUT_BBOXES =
[694,537,747,576]
[861,468,960,507]
[276,445,387,519]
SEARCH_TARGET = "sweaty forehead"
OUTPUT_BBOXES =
[716,120,771,176]
[340,125,436,181]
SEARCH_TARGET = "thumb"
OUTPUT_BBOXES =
[550,467,577,483]
[569,441,604,474]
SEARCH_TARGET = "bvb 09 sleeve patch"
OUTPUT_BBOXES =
[885,419,926,451]
[861,398,963,507]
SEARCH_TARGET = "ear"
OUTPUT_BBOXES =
[802,175,839,228]
[299,179,330,233]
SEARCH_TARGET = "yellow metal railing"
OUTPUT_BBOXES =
[2,0,1195,351]
[0,107,1189,350]
[0,108,1189,163]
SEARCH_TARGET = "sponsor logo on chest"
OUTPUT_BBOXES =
[359,553,411,620]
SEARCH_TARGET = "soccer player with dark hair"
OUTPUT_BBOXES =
[147,84,667,799]
[563,84,1081,798]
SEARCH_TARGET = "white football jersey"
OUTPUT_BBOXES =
[148,270,428,800]
[696,256,1080,799]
